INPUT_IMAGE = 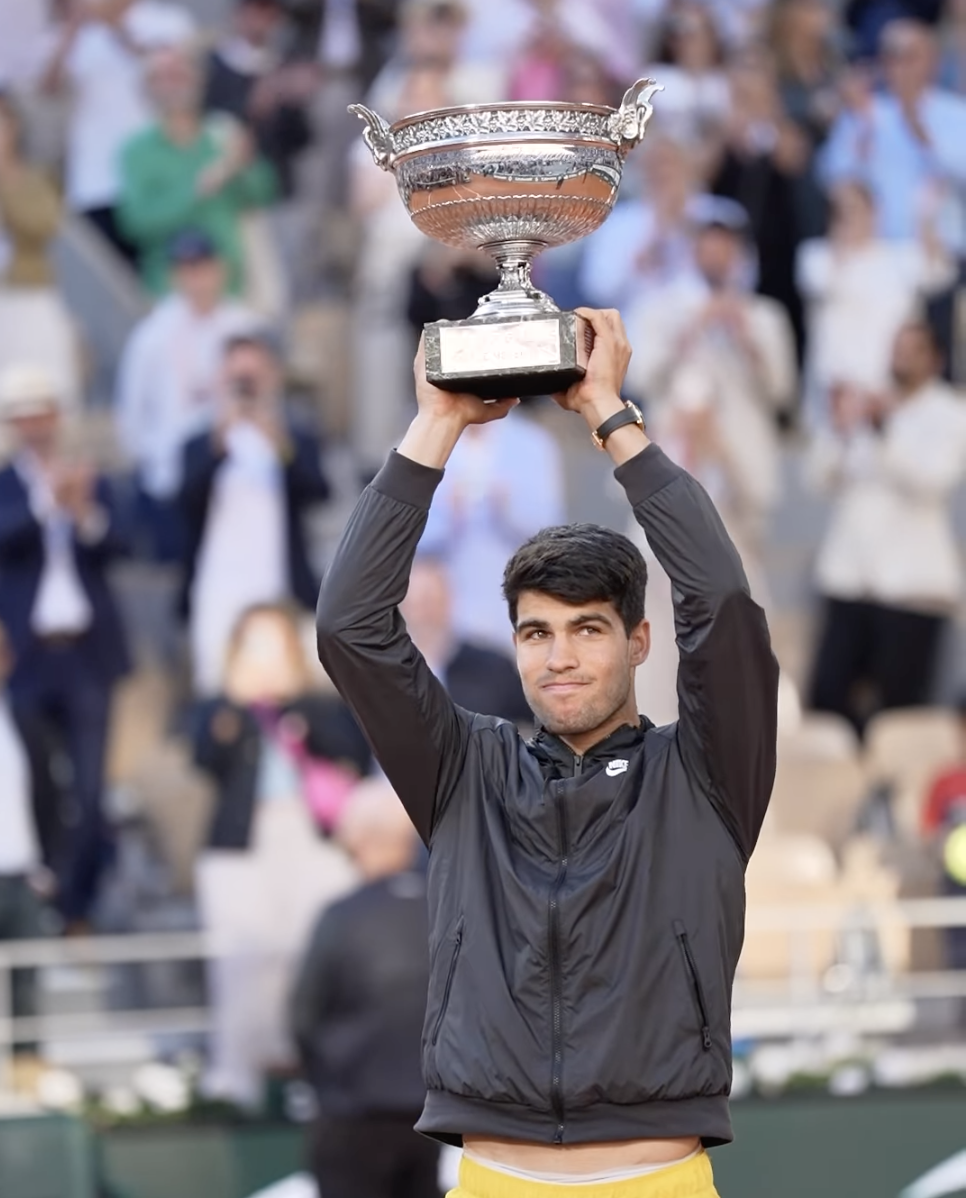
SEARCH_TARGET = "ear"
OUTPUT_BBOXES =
[628,619,650,669]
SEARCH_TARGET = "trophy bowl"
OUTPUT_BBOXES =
[350,79,662,397]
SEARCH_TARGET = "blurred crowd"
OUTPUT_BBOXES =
[1,0,966,1187]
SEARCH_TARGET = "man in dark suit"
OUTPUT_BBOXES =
[401,556,531,725]
[179,329,331,693]
[0,364,130,929]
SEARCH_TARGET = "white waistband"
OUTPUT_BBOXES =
[463,1148,700,1186]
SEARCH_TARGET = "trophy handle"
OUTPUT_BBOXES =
[348,103,395,170]
[608,78,663,155]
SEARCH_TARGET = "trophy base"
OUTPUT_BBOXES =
[424,311,592,400]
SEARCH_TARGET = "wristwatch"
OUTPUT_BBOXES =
[591,401,646,451]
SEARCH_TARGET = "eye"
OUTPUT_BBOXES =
[522,628,548,641]
[578,625,603,636]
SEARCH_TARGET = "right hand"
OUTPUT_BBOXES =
[412,334,518,430]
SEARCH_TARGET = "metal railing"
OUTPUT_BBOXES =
[1,897,966,1084]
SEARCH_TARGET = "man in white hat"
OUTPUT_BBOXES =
[0,364,130,930]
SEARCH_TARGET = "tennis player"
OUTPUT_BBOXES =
[317,307,779,1198]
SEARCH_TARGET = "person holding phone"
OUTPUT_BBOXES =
[179,329,330,694]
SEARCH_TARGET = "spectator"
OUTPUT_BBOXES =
[401,556,531,723]
[806,321,966,734]
[0,92,80,408]
[290,780,441,1198]
[39,0,197,263]
[0,364,130,930]
[770,0,842,148]
[939,0,966,92]
[797,178,955,423]
[646,4,730,151]
[115,229,257,563]
[921,693,966,971]
[204,0,318,198]
[417,405,566,652]
[712,45,819,355]
[194,603,360,1105]
[626,196,796,593]
[0,619,57,1083]
[820,19,966,248]
[118,44,278,298]
[349,62,443,477]
[845,0,945,61]
[577,135,700,314]
[179,330,330,693]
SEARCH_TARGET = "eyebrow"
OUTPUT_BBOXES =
[516,611,616,634]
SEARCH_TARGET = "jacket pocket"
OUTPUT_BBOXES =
[673,920,712,1051]
[431,918,464,1047]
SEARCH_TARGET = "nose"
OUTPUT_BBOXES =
[545,635,579,674]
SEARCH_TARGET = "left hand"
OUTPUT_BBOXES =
[552,307,632,419]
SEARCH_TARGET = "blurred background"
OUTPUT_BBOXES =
[1,0,966,1195]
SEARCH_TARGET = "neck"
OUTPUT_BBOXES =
[188,294,219,317]
[559,703,640,758]
[163,112,199,144]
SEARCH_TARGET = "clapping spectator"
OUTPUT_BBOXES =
[821,19,966,249]
[0,364,131,929]
[0,93,81,408]
[204,0,318,198]
[797,179,954,423]
[179,330,330,693]
[626,198,797,593]
[401,557,531,724]
[770,0,842,148]
[118,44,277,298]
[646,4,730,151]
[417,404,565,652]
[807,322,966,734]
[193,603,362,1105]
[40,0,197,263]
[115,230,256,562]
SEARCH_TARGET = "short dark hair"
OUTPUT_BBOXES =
[502,524,648,634]
[223,328,283,362]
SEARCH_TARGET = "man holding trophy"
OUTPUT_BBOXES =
[317,81,778,1198]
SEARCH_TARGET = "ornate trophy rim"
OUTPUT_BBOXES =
[388,98,616,133]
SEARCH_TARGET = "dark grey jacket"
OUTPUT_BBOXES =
[316,444,778,1149]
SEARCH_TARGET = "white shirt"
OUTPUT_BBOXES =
[808,381,966,612]
[797,237,955,418]
[190,423,288,692]
[17,455,96,637]
[51,1,196,210]
[116,295,258,499]
[0,697,39,876]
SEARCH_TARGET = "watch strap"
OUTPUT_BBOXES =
[592,402,645,450]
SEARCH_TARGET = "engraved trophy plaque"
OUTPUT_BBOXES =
[350,79,662,399]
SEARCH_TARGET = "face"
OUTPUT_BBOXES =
[6,408,61,457]
[784,0,833,43]
[226,610,306,702]
[236,0,283,45]
[145,49,201,117]
[670,7,718,71]
[173,257,226,309]
[694,226,741,287]
[882,24,935,98]
[401,561,452,653]
[223,343,280,408]
[831,181,875,227]
[890,324,938,391]
[514,593,649,740]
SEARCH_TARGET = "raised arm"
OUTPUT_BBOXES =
[555,309,779,860]
[316,349,517,843]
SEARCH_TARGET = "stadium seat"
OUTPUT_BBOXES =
[768,717,867,849]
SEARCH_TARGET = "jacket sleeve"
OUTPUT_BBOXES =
[316,451,473,844]
[616,445,779,859]
[0,483,42,560]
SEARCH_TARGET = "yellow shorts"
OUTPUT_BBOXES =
[447,1150,720,1198]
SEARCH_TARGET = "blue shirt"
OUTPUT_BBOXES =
[820,89,966,247]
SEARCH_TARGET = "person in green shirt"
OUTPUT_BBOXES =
[118,44,278,297]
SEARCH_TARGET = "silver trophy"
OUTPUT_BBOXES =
[350,79,662,398]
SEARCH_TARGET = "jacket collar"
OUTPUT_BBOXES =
[528,717,653,778]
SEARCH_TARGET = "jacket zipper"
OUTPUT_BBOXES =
[674,920,712,1051]
[431,922,463,1046]
[548,755,579,1143]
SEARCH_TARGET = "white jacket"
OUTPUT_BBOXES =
[808,381,966,612]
